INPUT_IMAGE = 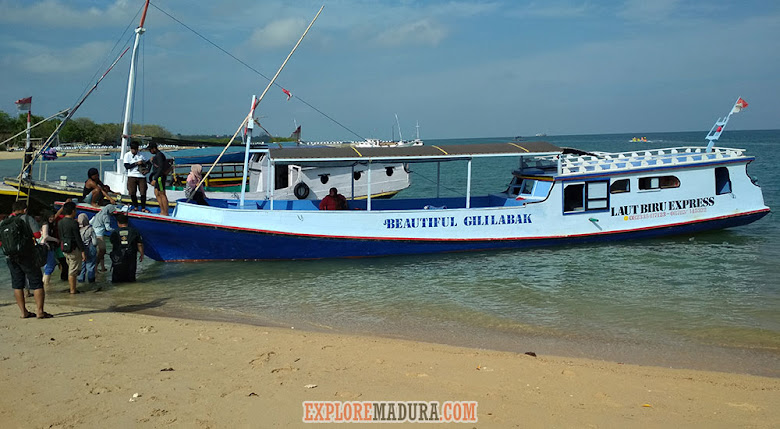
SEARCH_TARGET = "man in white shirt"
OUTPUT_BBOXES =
[123,141,149,211]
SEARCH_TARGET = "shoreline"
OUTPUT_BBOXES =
[1,301,777,427]
[25,291,780,379]
[0,151,104,161]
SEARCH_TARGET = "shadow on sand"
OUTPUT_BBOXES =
[52,297,171,318]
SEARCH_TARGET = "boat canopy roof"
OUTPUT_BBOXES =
[172,151,246,165]
[266,141,562,163]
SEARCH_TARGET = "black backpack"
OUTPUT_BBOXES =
[0,217,29,257]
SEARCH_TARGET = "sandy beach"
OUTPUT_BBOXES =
[0,301,777,428]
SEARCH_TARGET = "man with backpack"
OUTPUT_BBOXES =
[110,213,144,283]
[2,201,50,318]
[148,142,170,216]
[16,201,40,297]
[57,201,86,294]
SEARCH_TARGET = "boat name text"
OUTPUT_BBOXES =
[383,214,532,229]
[610,197,715,217]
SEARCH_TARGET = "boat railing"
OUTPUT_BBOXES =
[170,162,244,186]
[32,156,114,182]
[554,146,747,175]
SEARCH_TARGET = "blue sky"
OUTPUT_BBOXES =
[1,0,778,140]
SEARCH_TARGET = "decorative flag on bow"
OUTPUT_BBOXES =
[15,96,32,111]
[282,88,292,101]
[731,97,748,114]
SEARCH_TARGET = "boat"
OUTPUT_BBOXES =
[72,97,768,261]
[294,119,424,148]
[631,137,650,142]
[0,184,26,215]
[535,132,547,137]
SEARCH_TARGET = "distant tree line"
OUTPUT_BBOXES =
[0,109,295,150]
[0,109,172,150]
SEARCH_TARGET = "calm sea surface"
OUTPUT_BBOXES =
[2,130,778,376]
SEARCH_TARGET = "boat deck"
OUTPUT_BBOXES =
[200,194,523,212]
[554,146,749,175]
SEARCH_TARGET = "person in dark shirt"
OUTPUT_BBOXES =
[148,142,170,216]
[83,167,116,207]
[57,201,86,294]
[4,201,50,318]
[110,213,144,283]
[319,187,348,210]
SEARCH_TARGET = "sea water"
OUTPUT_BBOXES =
[1,130,778,376]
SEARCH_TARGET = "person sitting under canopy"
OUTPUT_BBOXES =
[319,187,348,210]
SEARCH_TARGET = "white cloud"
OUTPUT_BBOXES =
[0,0,134,28]
[374,19,448,47]
[12,41,114,74]
[248,18,308,49]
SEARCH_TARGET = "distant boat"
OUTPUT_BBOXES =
[535,132,547,137]
[294,120,424,148]
[41,147,59,160]
[630,137,652,143]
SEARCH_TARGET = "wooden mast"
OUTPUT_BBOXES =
[118,0,151,172]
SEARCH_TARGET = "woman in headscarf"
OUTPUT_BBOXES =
[185,164,209,206]
[77,213,98,284]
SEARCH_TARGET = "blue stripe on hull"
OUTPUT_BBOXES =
[129,211,769,261]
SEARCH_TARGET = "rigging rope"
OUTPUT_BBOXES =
[78,6,141,102]
[408,168,463,196]
[149,1,366,141]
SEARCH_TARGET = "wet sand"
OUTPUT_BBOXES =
[0,301,777,427]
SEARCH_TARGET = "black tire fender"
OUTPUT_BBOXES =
[293,182,310,199]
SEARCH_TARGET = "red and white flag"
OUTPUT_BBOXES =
[282,88,292,101]
[15,96,32,111]
[731,97,748,114]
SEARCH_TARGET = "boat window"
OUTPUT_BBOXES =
[610,179,630,194]
[564,181,609,213]
[586,181,609,210]
[638,175,679,190]
[274,165,289,190]
[563,183,585,213]
[659,176,680,188]
[319,174,329,184]
[533,181,553,198]
[520,179,535,195]
[353,171,362,181]
[385,167,394,176]
[715,167,731,195]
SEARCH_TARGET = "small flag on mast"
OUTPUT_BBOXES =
[731,97,748,114]
[15,96,32,111]
[282,88,292,101]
